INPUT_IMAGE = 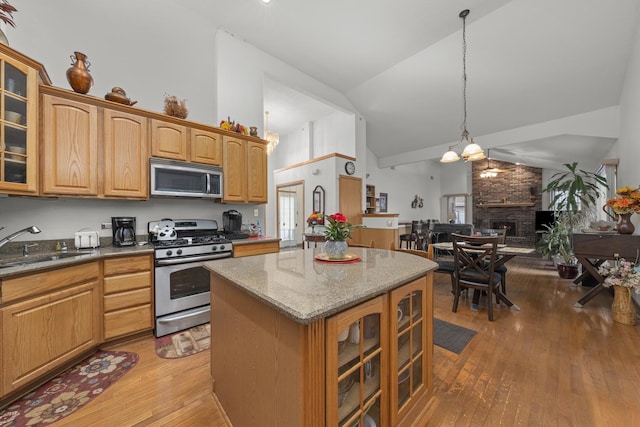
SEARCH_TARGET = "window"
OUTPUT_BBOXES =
[446,195,466,224]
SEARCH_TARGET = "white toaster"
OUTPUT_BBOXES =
[75,231,100,249]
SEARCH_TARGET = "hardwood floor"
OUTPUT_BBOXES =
[53,256,639,426]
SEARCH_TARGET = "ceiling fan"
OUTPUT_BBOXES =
[480,150,509,178]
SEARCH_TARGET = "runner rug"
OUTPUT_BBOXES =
[155,323,211,359]
[0,350,138,427]
[434,318,477,354]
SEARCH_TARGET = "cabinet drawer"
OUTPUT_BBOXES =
[233,241,279,258]
[104,288,151,312]
[104,271,151,294]
[104,304,152,340]
[0,261,99,304]
[103,255,151,276]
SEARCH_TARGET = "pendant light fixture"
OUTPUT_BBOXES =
[441,9,486,163]
[264,111,279,155]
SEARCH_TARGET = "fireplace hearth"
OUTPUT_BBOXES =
[492,221,516,236]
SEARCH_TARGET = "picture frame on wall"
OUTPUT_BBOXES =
[379,193,388,212]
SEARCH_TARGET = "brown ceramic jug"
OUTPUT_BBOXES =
[66,51,94,94]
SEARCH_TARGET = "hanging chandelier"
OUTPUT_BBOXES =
[264,111,279,155]
[440,9,486,163]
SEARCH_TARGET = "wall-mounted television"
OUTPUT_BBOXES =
[535,210,556,231]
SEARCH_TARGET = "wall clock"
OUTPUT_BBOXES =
[344,161,356,175]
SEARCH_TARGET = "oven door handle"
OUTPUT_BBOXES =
[155,253,232,265]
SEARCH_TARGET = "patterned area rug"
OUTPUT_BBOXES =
[0,350,138,427]
[155,323,211,359]
[434,318,477,354]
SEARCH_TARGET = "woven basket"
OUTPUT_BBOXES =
[612,285,637,325]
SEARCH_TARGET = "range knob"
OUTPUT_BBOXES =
[177,249,183,255]
[211,245,217,252]
[220,245,226,251]
[166,250,172,256]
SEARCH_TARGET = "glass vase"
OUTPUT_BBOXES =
[324,240,348,260]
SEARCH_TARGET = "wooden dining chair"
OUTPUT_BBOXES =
[451,233,504,321]
[478,228,508,295]
[426,243,456,294]
[399,221,420,249]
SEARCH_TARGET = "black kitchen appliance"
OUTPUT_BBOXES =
[222,210,249,239]
[112,216,137,247]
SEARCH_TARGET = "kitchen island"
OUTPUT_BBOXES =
[205,247,437,427]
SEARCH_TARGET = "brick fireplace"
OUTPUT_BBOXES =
[472,160,542,247]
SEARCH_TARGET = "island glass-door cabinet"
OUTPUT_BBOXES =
[326,295,389,427]
[389,277,433,426]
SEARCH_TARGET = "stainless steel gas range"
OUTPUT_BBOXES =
[148,218,233,337]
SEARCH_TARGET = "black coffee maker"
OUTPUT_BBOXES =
[112,217,136,247]
[223,210,242,234]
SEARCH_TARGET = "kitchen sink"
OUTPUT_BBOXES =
[0,251,94,269]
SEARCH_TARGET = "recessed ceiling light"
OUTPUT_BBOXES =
[262,0,272,4]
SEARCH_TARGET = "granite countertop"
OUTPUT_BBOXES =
[230,236,280,246]
[205,248,437,324]
[0,244,154,279]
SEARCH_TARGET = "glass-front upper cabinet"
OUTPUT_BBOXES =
[0,44,50,194]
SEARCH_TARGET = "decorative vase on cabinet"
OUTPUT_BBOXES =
[66,51,93,94]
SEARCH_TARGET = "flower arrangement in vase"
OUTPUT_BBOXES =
[598,254,640,325]
[306,211,323,233]
[603,185,640,234]
[318,212,365,260]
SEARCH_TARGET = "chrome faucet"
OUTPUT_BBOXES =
[0,226,42,249]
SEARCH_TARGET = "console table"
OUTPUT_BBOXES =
[303,233,326,249]
[572,233,640,307]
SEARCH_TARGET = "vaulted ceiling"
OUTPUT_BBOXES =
[40,0,640,171]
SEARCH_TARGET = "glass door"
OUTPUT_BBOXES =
[1,61,28,185]
[327,296,387,427]
[389,277,429,425]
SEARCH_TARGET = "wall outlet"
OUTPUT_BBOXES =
[254,209,259,217]
[101,222,112,229]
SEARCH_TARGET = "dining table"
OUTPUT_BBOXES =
[431,241,535,311]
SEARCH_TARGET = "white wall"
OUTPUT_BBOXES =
[214,30,367,237]
[616,14,640,304]
[313,111,356,158]
[9,0,217,125]
[365,148,441,221]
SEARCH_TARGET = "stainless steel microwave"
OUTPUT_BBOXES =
[150,158,223,199]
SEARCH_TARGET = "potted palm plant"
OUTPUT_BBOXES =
[0,1,16,44]
[538,162,607,278]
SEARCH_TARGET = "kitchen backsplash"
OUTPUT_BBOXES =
[0,196,264,251]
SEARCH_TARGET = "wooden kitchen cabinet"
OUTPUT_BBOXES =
[150,118,188,161]
[389,276,433,426]
[222,135,268,203]
[40,87,149,199]
[190,127,222,165]
[326,295,389,427]
[0,262,100,397]
[325,277,433,427]
[103,108,148,198]
[0,44,49,195]
[41,94,99,195]
[103,254,153,340]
